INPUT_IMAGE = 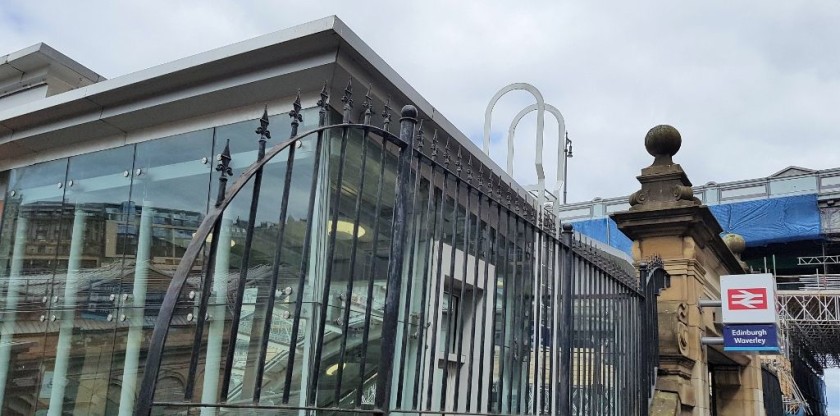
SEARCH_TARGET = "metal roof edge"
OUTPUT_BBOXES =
[0,16,340,125]
[1,42,105,84]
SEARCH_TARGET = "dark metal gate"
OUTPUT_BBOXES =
[134,83,666,416]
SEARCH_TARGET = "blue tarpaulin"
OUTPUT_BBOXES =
[709,194,821,247]
[570,217,633,254]
[571,194,822,255]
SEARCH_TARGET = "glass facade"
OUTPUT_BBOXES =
[0,110,323,415]
[0,103,653,416]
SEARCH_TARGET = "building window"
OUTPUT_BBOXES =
[440,289,461,352]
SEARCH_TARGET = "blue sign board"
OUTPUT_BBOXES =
[723,324,780,353]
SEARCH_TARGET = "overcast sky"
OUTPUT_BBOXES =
[2,0,838,411]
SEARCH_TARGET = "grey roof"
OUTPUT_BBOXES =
[0,16,521,194]
[0,42,105,88]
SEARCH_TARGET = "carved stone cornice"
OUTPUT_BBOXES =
[612,205,745,274]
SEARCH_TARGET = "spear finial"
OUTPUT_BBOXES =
[415,119,425,151]
[289,90,303,137]
[256,105,271,141]
[362,84,374,125]
[341,79,353,123]
[443,137,451,168]
[381,96,392,131]
[318,82,330,126]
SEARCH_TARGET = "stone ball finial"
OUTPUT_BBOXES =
[645,125,681,166]
[722,233,746,255]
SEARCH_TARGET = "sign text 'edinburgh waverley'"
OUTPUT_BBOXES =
[723,324,780,352]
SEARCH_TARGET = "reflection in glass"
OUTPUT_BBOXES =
[0,159,69,415]
[0,106,624,415]
[42,145,135,415]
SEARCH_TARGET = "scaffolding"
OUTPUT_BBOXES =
[777,275,840,368]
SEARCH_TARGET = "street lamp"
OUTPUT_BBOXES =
[563,132,573,204]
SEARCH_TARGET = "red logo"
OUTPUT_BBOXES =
[727,288,768,310]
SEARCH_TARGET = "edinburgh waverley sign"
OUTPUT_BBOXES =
[719,274,781,353]
[723,324,780,352]
[720,273,777,324]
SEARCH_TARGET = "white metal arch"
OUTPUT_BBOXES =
[509,103,566,232]
[482,83,546,180]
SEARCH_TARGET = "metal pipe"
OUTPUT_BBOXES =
[496,205,512,412]
[481,83,546,183]
[563,134,572,205]
[395,128,423,408]
[637,281,644,414]
[558,224,574,416]
[701,337,724,345]
[583,257,592,414]
[536,225,546,414]
[253,144,296,401]
[573,254,582,413]
[507,103,566,233]
[549,238,558,414]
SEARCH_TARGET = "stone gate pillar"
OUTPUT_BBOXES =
[611,125,765,416]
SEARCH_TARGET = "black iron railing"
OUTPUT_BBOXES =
[134,82,666,416]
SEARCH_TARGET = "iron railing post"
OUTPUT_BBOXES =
[375,105,417,411]
[185,138,233,400]
[639,262,649,416]
[220,104,272,401]
[558,223,574,415]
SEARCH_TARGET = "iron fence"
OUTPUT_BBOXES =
[135,82,666,416]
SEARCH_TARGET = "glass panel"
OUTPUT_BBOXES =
[303,130,398,409]
[394,173,433,410]
[119,129,215,414]
[0,158,68,415]
[36,145,134,415]
[212,112,320,404]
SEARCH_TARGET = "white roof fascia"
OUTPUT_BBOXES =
[0,15,526,199]
[0,16,339,127]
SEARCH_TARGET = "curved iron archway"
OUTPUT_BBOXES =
[135,93,415,415]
